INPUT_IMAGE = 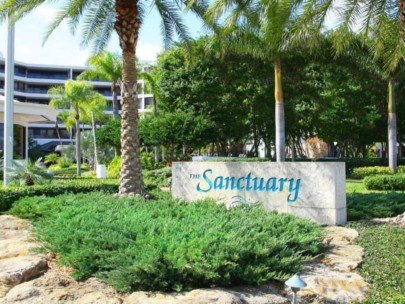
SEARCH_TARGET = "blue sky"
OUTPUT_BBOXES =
[0,3,207,66]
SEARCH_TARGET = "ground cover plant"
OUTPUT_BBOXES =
[0,178,118,213]
[349,222,405,303]
[8,192,323,292]
[346,180,405,221]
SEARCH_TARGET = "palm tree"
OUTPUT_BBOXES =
[49,80,106,176]
[79,51,122,120]
[0,0,208,196]
[296,1,405,171]
[207,0,303,162]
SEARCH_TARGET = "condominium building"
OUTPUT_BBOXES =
[0,55,153,153]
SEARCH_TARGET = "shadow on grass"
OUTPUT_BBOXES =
[347,192,405,221]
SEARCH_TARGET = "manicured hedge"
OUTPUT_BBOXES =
[364,174,405,191]
[0,179,118,213]
[205,157,405,175]
[9,193,323,292]
[351,166,393,179]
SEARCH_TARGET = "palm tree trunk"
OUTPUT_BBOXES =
[115,0,145,196]
[91,111,98,169]
[399,0,405,41]
[112,84,120,119]
[388,78,397,172]
[274,58,285,162]
[75,118,81,176]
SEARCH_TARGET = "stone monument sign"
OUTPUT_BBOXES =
[172,162,346,225]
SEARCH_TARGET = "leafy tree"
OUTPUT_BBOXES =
[49,80,106,176]
[206,0,306,161]
[0,0,208,196]
[297,0,405,170]
[155,39,272,156]
[96,118,122,154]
[139,110,215,160]
[79,51,122,119]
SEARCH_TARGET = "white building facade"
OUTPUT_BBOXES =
[0,56,153,152]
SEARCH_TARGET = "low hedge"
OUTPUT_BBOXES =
[351,166,394,179]
[364,174,405,191]
[9,193,323,292]
[0,179,118,213]
[204,157,405,175]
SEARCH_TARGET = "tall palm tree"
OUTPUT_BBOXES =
[0,0,208,196]
[79,51,122,120]
[207,0,303,162]
[296,1,405,171]
[49,80,106,176]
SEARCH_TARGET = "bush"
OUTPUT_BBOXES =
[58,156,73,168]
[351,166,393,179]
[0,179,118,213]
[9,193,323,292]
[44,153,60,167]
[143,167,172,190]
[107,156,121,178]
[364,174,405,191]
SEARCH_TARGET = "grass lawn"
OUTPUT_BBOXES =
[346,179,405,221]
[347,179,405,303]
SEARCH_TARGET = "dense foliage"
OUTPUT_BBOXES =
[364,175,405,191]
[349,223,405,303]
[152,37,389,159]
[8,193,323,292]
[0,179,118,212]
[351,166,394,179]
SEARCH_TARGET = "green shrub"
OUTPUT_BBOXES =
[57,156,73,168]
[364,174,405,191]
[0,179,118,213]
[351,166,393,179]
[143,167,172,190]
[397,165,405,174]
[44,153,60,167]
[107,156,121,178]
[9,193,323,292]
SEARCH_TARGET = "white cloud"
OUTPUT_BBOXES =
[137,43,163,63]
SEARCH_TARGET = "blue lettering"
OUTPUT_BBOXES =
[214,176,224,190]
[287,179,301,203]
[224,177,236,190]
[253,177,265,191]
[237,177,245,190]
[246,173,253,191]
[265,178,278,192]
[278,178,288,191]
[197,169,213,193]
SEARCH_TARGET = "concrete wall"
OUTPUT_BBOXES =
[172,162,346,226]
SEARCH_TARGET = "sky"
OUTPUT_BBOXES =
[0,3,207,66]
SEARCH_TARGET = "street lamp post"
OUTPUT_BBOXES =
[3,14,15,186]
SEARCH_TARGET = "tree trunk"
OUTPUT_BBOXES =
[115,0,145,196]
[91,111,98,169]
[399,0,405,41]
[274,58,285,162]
[112,84,120,119]
[75,118,81,176]
[388,79,397,172]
